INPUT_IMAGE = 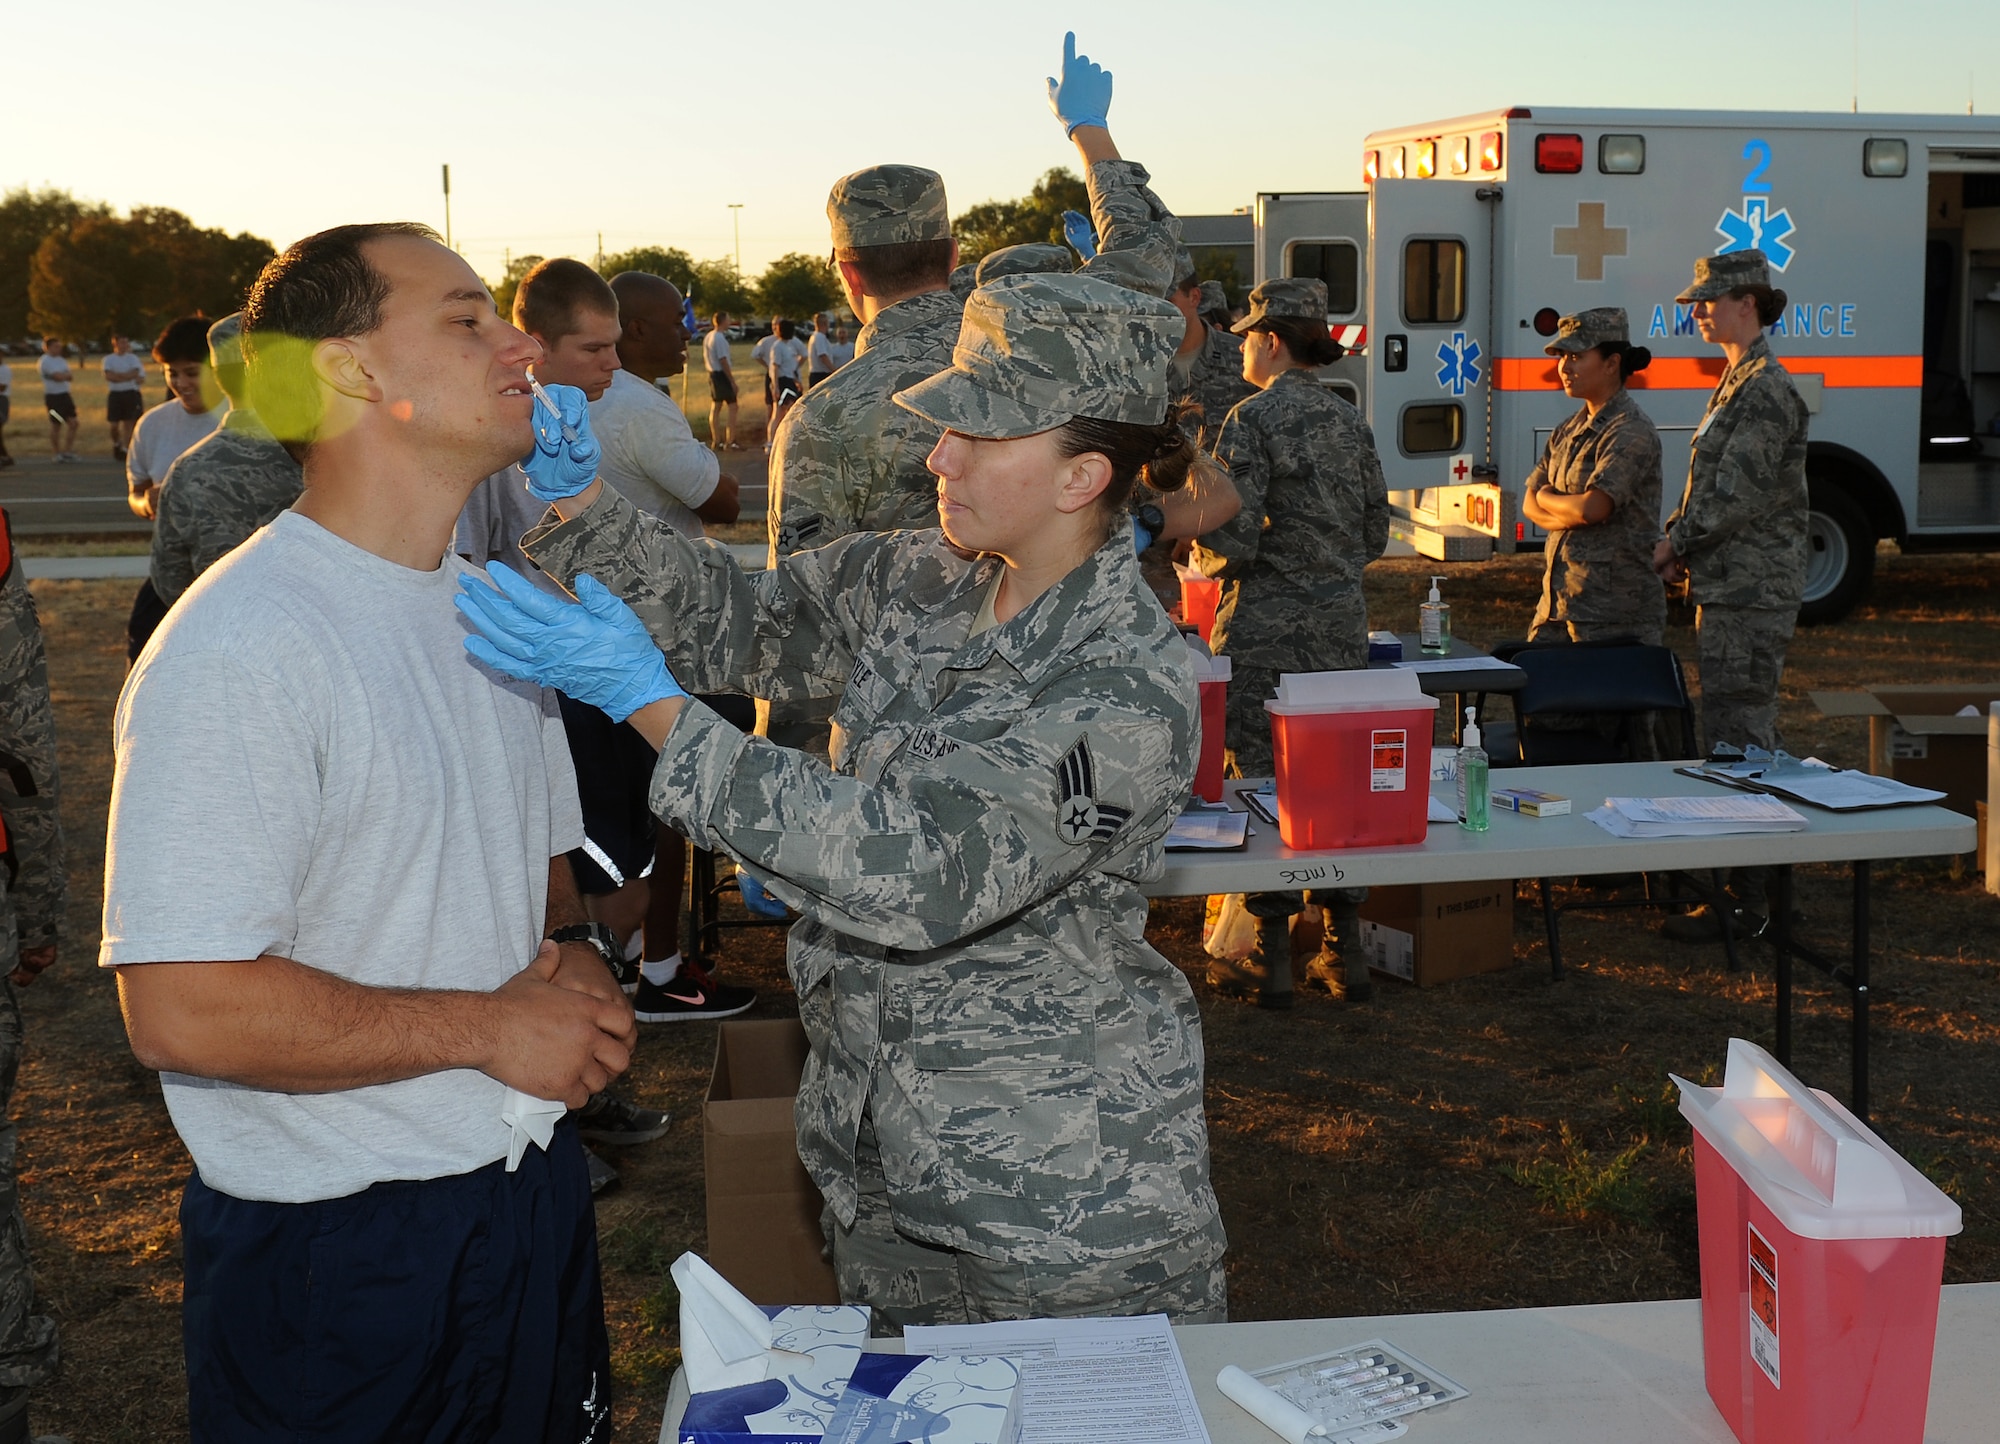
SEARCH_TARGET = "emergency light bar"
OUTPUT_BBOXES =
[1414,140,1437,179]
[1479,132,1503,172]
[1362,149,1378,185]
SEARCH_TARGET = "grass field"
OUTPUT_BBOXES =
[13,545,2000,1440]
[1,355,170,462]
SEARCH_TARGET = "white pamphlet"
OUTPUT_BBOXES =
[904,1313,1211,1444]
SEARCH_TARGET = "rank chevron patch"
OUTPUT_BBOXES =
[1054,735,1130,845]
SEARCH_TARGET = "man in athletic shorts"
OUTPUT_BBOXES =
[703,310,739,449]
[36,340,78,462]
[103,334,146,460]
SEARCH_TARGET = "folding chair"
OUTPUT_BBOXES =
[1475,640,1737,978]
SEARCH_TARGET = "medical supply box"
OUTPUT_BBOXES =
[1264,670,1438,849]
[1187,647,1230,804]
[1674,1039,1961,1444]
[704,1020,840,1305]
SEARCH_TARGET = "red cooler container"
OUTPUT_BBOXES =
[1675,1039,1962,1444]
[1187,648,1230,804]
[1262,670,1438,850]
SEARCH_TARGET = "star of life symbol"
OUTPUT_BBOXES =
[1434,332,1482,397]
[1055,736,1129,845]
[1716,196,1796,271]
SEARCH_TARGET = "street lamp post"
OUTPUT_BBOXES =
[728,204,744,276]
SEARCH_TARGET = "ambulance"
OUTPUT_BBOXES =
[1253,106,2000,623]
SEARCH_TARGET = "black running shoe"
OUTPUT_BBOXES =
[571,1091,672,1146]
[633,967,756,1022]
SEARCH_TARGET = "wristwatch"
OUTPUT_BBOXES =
[1134,503,1166,538]
[549,922,621,968]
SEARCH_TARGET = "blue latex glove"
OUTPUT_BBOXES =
[1062,209,1098,261]
[522,381,602,502]
[1131,515,1153,555]
[455,563,686,723]
[1046,31,1112,136]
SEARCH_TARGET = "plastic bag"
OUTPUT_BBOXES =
[1203,892,1256,961]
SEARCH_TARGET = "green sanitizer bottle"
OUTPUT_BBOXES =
[1457,706,1490,833]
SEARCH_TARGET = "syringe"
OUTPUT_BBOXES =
[527,375,579,445]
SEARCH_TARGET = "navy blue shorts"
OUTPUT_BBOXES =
[181,1121,611,1442]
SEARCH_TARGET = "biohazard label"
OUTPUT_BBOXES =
[1370,730,1408,793]
[1748,1223,1780,1388]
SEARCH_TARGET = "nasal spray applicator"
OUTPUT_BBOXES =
[1457,706,1489,832]
[528,375,579,445]
[1420,575,1451,655]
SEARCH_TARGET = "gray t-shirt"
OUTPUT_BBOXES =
[454,464,566,596]
[101,509,584,1203]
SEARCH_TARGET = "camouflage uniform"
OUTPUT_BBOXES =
[975,243,1075,286]
[148,408,303,605]
[1171,321,1255,452]
[524,275,1223,1326]
[767,158,1180,562]
[1526,311,1667,647]
[0,519,62,1395]
[1665,253,1810,753]
[1191,280,1388,779]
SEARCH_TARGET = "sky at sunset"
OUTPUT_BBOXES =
[12,0,1998,287]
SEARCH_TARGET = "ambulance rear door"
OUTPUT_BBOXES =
[1369,178,1502,559]
[1254,191,1370,407]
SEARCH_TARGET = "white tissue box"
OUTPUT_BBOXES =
[822,1354,1022,1444]
[678,1304,872,1443]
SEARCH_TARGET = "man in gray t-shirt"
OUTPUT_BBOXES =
[103,223,635,1440]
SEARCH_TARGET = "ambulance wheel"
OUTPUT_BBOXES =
[1797,484,1872,627]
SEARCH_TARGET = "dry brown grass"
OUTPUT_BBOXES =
[17,545,2000,1440]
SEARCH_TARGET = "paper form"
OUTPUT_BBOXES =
[904,1313,1212,1444]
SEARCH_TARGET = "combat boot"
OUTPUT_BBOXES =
[1206,914,1296,1010]
[1303,895,1373,1002]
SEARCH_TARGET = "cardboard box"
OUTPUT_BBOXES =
[1358,880,1515,988]
[704,1019,839,1306]
[1812,684,2000,823]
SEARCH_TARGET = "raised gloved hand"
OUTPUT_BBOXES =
[1131,514,1153,556]
[1061,209,1098,261]
[1045,31,1112,137]
[456,563,687,723]
[522,380,602,502]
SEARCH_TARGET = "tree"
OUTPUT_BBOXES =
[487,254,545,322]
[755,252,841,320]
[951,168,1090,266]
[597,245,695,292]
[0,187,108,340]
[687,258,755,320]
[27,207,274,344]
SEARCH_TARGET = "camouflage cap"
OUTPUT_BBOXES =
[1198,280,1229,317]
[1544,306,1629,356]
[207,312,245,368]
[1230,276,1328,334]
[893,272,1187,440]
[1677,249,1780,303]
[975,243,1076,286]
[1171,246,1198,291]
[827,164,951,249]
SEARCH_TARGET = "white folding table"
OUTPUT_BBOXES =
[1177,1282,2000,1444]
[1147,761,1976,1119]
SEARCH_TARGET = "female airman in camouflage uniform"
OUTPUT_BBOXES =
[1521,308,1667,647]
[459,273,1227,1327]
[1190,277,1389,1007]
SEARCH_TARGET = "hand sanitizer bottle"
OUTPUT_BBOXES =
[1457,706,1489,832]
[1420,576,1451,655]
